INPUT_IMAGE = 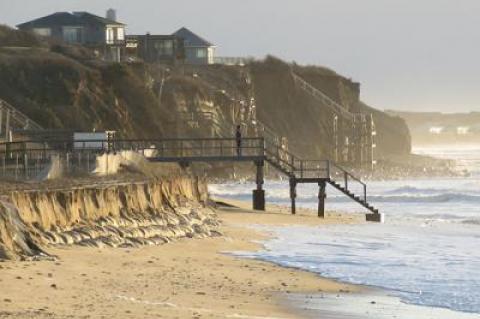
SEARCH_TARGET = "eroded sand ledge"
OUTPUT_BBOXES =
[0,176,219,260]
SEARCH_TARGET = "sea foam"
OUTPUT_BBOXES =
[211,145,480,315]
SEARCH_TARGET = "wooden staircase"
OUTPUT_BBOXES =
[263,136,380,216]
[292,72,353,120]
[0,99,43,132]
[328,180,379,214]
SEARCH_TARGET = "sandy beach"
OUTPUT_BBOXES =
[0,200,363,319]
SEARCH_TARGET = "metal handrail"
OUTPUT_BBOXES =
[0,138,267,161]
[292,73,354,121]
[0,99,44,131]
[330,162,366,187]
[328,161,367,202]
[0,137,265,147]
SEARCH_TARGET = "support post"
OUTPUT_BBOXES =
[253,161,265,211]
[67,153,70,174]
[15,153,18,180]
[5,110,10,141]
[289,177,297,215]
[0,106,3,135]
[78,152,81,174]
[23,152,28,179]
[318,181,326,218]
[86,152,90,172]
[333,115,338,162]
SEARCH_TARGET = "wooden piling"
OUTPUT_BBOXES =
[318,181,326,218]
[289,177,297,215]
[253,161,265,211]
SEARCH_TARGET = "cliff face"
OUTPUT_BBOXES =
[0,26,411,159]
[359,103,412,156]
[0,25,172,138]
[250,58,334,158]
[250,57,412,158]
[0,177,218,260]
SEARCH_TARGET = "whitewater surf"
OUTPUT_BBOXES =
[210,145,480,317]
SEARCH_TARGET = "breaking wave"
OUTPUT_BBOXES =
[210,183,480,204]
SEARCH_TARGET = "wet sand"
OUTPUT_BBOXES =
[0,200,364,318]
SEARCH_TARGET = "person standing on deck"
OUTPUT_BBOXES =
[235,125,242,156]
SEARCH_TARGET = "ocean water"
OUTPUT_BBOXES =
[209,144,480,316]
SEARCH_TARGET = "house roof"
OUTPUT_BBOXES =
[127,34,177,40]
[172,27,214,47]
[74,12,125,26]
[16,11,124,29]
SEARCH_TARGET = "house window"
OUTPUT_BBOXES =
[63,27,83,43]
[106,27,114,44]
[207,47,215,64]
[33,28,51,37]
[154,40,174,56]
[196,48,207,58]
[116,28,125,41]
[163,40,173,54]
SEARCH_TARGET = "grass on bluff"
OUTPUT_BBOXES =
[0,24,46,48]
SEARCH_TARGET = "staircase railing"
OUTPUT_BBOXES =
[292,73,353,120]
[263,141,297,175]
[0,99,43,132]
[328,162,367,203]
[294,160,329,179]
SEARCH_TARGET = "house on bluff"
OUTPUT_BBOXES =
[127,27,215,65]
[126,33,185,65]
[173,27,216,65]
[16,11,126,62]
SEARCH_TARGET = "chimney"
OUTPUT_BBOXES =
[106,8,116,21]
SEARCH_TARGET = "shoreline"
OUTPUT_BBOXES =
[1,196,475,318]
[227,199,480,319]
[0,197,362,319]
[215,198,368,318]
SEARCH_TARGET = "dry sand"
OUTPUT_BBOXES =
[0,200,365,319]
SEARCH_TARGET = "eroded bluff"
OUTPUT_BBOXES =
[0,177,219,260]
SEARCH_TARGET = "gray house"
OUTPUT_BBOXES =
[126,34,185,64]
[16,11,126,62]
[173,27,215,65]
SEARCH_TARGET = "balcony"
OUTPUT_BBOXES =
[106,39,126,46]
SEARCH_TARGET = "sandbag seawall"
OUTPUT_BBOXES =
[0,177,219,260]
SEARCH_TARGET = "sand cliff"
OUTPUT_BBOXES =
[0,177,219,261]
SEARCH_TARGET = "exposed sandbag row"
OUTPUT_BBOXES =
[0,177,219,260]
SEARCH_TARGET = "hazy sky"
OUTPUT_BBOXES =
[1,0,480,112]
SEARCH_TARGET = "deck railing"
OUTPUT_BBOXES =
[0,137,268,180]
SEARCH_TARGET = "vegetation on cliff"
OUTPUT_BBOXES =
[0,25,411,160]
[250,57,411,158]
[0,26,171,137]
